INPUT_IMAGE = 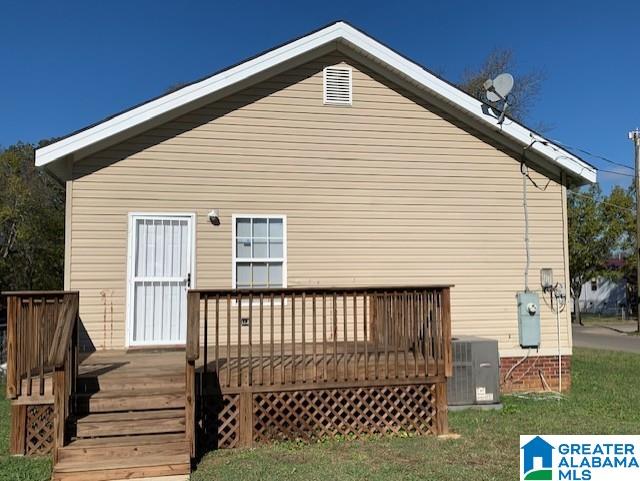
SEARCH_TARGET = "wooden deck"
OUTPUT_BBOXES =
[12,342,444,398]
[13,344,445,401]
[77,343,445,392]
[4,285,452,481]
[186,286,452,450]
[201,342,444,391]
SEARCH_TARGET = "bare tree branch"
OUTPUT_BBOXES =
[458,48,545,123]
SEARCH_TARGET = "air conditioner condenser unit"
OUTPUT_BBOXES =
[447,336,500,408]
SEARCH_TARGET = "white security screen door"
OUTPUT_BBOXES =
[128,214,195,346]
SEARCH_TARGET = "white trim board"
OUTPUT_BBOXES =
[35,21,596,185]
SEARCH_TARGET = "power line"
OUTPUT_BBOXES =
[597,168,634,178]
[567,189,634,212]
[528,133,634,178]
[550,138,635,172]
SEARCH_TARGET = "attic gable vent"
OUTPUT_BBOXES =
[323,66,352,105]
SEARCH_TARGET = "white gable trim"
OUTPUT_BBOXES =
[35,21,596,184]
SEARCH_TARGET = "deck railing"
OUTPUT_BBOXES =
[3,291,79,455]
[3,291,78,400]
[185,285,452,452]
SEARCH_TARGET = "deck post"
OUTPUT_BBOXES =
[434,382,449,435]
[186,291,200,362]
[53,366,66,461]
[9,404,26,455]
[441,287,453,378]
[435,287,451,435]
[185,291,200,458]
[238,390,253,448]
[6,295,17,399]
[185,360,197,457]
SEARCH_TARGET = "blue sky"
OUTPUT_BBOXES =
[1,0,638,191]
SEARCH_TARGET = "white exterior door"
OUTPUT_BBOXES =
[127,214,195,346]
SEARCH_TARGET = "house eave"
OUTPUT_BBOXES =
[35,21,596,185]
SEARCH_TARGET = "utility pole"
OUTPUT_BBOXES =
[630,129,640,333]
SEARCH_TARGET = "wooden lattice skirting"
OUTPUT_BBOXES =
[200,382,446,450]
[10,403,55,456]
[199,393,241,450]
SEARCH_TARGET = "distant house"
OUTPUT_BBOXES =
[578,258,628,316]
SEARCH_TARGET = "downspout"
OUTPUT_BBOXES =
[521,162,531,292]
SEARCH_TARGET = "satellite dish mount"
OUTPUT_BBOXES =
[483,73,514,125]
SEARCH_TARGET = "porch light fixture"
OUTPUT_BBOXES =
[540,268,554,293]
[208,209,220,226]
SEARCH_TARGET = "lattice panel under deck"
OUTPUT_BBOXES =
[218,394,240,448]
[201,393,240,449]
[253,384,437,444]
[25,404,54,455]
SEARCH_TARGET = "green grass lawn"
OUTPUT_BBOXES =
[193,348,640,481]
[1,348,638,481]
[580,313,637,325]
[580,314,640,334]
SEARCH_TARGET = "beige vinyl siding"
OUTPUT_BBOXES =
[69,51,570,356]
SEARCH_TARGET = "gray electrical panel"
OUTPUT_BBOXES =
[517,291,540,348]
[447,336,500,406]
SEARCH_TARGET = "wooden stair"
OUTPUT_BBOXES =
[53,372,190,481]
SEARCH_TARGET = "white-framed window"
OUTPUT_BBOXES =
[232,215,287,289]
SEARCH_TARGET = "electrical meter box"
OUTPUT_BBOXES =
[516,292,540,348]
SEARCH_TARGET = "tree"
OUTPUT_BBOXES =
[567,185,626,324]
[461,49,634,324]
[458,48,545,123]
[0,141,64,291]
[605,184,637,317]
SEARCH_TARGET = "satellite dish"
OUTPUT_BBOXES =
[484,73,514,102]
[483,73,515,124]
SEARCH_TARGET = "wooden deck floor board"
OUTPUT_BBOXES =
[14,342,441,403]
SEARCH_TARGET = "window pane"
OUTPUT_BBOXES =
[236,238,251,258]
[135,219,145,276]
[234,216,285,290]
[269,263,283,287]
[253,239,268,258]
[236,263,251,287]
[269,219,283,238]
[269,239,283,258]
[253,263,268,288]
[253,218,268,238]
[237,218,251,238]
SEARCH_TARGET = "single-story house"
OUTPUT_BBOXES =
[35,21,594,392]
[5,20,597,479]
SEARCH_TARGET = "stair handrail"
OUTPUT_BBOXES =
[48,293,79,367]
[48,292,80,457]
